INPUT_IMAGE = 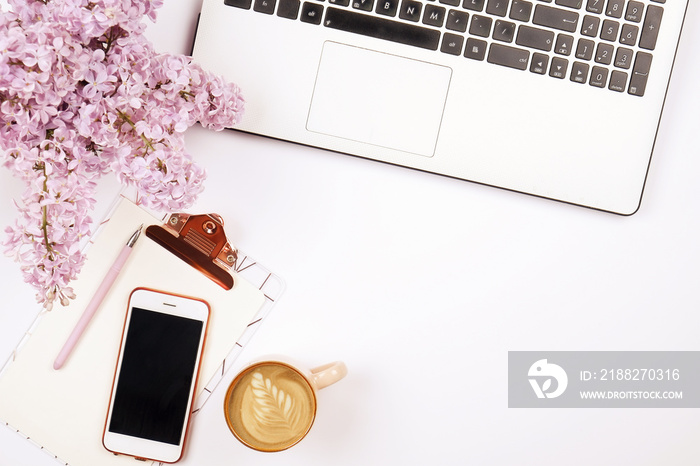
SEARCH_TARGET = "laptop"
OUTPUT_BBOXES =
[192,0,689,215]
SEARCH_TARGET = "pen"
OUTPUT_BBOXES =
[53,225,143,370]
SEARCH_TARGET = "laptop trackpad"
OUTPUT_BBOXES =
[307,42,452,157]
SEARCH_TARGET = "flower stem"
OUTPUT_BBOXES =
[40,164,54,261]
[116,110,154,153]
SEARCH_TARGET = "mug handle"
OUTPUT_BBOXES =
[311,361,348,390]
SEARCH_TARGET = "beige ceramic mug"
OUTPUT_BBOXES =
[224,358,347,452]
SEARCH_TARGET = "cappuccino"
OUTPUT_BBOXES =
[225,362,316,451]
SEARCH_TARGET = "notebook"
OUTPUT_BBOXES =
[0,198,284,466]
[191,0,689,214]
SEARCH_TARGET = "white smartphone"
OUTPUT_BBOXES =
[103,288,210,463]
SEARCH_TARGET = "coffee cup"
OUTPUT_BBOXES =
[223,358,347,452]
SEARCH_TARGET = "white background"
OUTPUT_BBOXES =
[2,1,700,465]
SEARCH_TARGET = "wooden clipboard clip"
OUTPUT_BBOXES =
[145,213,237,290]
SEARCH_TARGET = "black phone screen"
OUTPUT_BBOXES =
[108,307,204,445]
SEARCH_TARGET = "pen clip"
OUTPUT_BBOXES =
[145,213,237,290]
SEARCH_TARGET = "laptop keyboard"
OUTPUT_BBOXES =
[223,0,665,96]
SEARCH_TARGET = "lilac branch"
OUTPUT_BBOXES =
[1,0,245,308]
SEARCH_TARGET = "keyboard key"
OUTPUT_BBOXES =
[608,70,627,92]
[485,0,508,17]
[549,57,568,78]
[254,0,276,13]
[470,14,493,37]
[555,33,574,55]
[225,0,252,9]
[595,42,613,64]
[625,1,644,22]
[463,0,485,11]
[301,1,323,23]
[516,25,554,51]
[639,4,663,50]
[629,51,652,96]
[399,0,422,20]
[330,0,350,6]
[580,15,600,37]
[509,1,532,22]
[376,0,399,16]
[585,0,603,14]
[614,47,633,69]
[323,7,441,49]
[446,9,469,32]
[605,0,624,18]
[600,19,619,42]
[423,4,446,26]
[493,20,516,43]
[353,0,374,10]
[570,61,589,83]
[575,38,594,60]
[487,43,530,70]
[441,33,465,55]
[530,52,549,74]
[555,0,582,9]
[439,0,460,6]
[589,66,608,87]
[277,0,301,18]
[619,24,639,46]
[464,37,488,60]
[533,4,579,33]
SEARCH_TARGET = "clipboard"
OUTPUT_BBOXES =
[0,197,284,466]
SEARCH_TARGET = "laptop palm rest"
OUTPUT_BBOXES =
[306,42,452,157]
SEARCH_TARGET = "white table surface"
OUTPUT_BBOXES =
[2,1,700,465]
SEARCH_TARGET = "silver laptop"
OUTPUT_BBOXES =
[192,0,689,214]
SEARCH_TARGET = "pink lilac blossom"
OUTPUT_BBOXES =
[0,0,245,310]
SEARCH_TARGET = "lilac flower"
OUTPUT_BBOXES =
[1,0,244,309]
[82,63,116,99]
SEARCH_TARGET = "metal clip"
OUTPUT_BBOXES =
[146,213,238,290]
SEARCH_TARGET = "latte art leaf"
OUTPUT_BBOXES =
[249,372,304,435]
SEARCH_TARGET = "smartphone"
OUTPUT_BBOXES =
[103,288,210,463]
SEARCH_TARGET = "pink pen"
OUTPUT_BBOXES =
[53,225,143,370]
